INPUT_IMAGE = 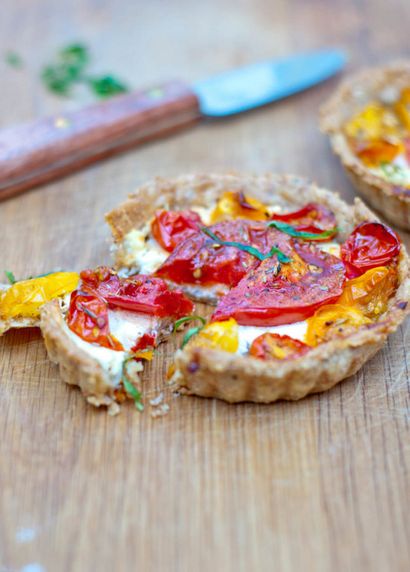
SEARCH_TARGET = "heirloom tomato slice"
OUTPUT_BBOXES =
[211,242,346,326]
[338,266,397,318]
[210,190,270,223]
[186,318,239,352]
[354,139,402,167]
[305,304,371,346]
[151,210,202,252]
[155,220,292,288]
[106,275,194,318]
[80,266,121,297]
[67,289,123,350]
[270,202,337,237]
[249,333,310,361]
[341,222,400,276]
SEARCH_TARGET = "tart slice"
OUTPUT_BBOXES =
[106,173,409,404]
[40,267,193,414]
[320,61,410,230]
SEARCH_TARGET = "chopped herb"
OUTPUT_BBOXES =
[5,51,23,69]
[268,220,338,241]
[181,326,204,348]
[122,357,144,412]
[41,43,89,96]
[173,315,206,332]
[380,162,410,186]
[88,75,128,98]
[4,271,16,284]
[201,227,291,263]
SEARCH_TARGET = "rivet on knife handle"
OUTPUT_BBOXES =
[0,80,201,200]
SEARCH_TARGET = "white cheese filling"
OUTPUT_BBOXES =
[237,321,308,355]
[62,308,154,386]
[371,153,410,187]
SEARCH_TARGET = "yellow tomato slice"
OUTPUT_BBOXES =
[344,102,399,140]
[0,272,79,320]
[395,87,410,131]
[355,139,403,167]
[187,318,239,352]
[305,304,371,346]
[338,266,397,318]
[210,190,270,223]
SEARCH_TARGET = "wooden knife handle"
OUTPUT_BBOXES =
[0,80,201,200]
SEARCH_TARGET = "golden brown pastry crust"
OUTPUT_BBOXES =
[320,61,410,230]
[105,172,410,403]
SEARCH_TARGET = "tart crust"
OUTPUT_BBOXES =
[106,172,409,403]
[320,61,410,230]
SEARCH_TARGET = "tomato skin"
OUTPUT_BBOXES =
[106,275,194,318]
[155,220,292,287]
[80,266,120,297]
[249,333,310,361]
[341,222,401,276]
[67,289,123,350]
[270,203,337,235]
[211,242,346,326]
[151,210,202,252]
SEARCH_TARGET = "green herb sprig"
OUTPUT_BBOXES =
[122,357,144,412]
[173,315,206,332]
[181,326,204,348]
[41,43,129,99]
[268,220,338,241]
[201,227,291,263]
[4,271,16,284]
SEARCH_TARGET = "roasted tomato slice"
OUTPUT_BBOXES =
[155,220,292,287]
[210,190,270,223]
[249,333,310,360]
[341,222,401,276]
[353,139,402,167]
[67,289,123,350]
[80,266,121,297]
[211,242,346,326]
[106,275,194,318]
[305,304,371,346]
[338,266,397,318]
[270,203,337,236]
[151,210,202,252]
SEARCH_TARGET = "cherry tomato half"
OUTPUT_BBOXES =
[151,210,202,252]
[67,289,123,350]
[106,275,194,318]
[210,190,270,223]
[249,333,310,361]
[341,222,401,276]
[270,203,337,235]
[338,266,397,318]
[80,266,121,297]
[305,304,371,346]
[211,241,346,326]
[155,220,292,288]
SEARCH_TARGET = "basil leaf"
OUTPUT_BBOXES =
[268,220,338,241]
[4,271,16,284]
[173,315,206,332]
[87,75,128,98]
[122,358,144,412]
[181,326,203,348]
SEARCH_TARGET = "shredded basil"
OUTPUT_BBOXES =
[4,271,16,284]
[181,326,204,348]
[201,227,291,263]
[268,220,338,241]
[173,315,206,332]
[122,358,144,412]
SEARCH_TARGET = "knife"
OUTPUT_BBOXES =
[0,49,345,200]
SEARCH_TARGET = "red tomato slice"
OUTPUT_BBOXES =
[80,266,121,297]
[155,220,292,287]
[341,222,401,276]
[270,203,337,235]
[249,333,310,361]
[211,242,346,326]
[106,275,194,318]
[67,289,124,350]
[151,210,202,252]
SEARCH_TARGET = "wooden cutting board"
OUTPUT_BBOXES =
[0,1,409,571]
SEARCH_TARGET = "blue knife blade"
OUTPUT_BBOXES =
[193,49,346,117]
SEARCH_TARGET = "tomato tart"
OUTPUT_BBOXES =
[40,267,194,414]
[320,61,410,230]
[107,173,409,404]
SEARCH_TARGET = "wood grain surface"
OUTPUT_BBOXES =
[0,1,409,571]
